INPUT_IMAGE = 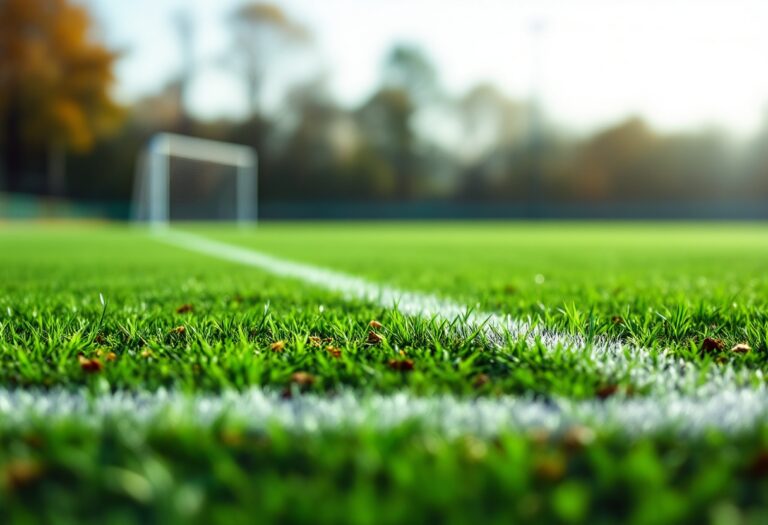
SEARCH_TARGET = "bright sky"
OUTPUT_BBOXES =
[83,0,768,135]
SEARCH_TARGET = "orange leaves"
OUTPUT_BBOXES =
[0,0,123,151]
[271,340,286,352]
[78,348,120,372]
[77,354,102,373]
[94,349,117,362]
[175,304,194,314]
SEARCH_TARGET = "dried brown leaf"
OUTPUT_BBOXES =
[701,337,725,353]
[78,355,103,373]
[291,371,315,386]
[387,358,414,371]
[596,384,619,399]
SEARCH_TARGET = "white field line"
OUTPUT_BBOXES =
[2,230,767,437]
[1,387,767,437]
[156,229,762,397]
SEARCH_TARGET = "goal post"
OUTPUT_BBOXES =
[132,133,258,227]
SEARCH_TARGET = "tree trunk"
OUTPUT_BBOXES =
[47,141,66,196]
[2,102,24,192]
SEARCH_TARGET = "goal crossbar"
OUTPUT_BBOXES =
[133,133,258,227]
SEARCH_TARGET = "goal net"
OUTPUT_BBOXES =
[132,133,257,227]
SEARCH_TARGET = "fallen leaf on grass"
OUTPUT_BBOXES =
[175,304,194,314]
[701,337,725,353]
[367,331,383,345]
[78,355,103,373]
[291,371,315,386]
[270,341,285,352]
[731,343,752,354]
[326,346,342,358]
[472,373,490,388]
[596,384,619,399]
[170,325,186,335]
[369,320,383,329]
[387,358,414,371]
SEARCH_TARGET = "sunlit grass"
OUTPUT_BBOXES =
[2,223,768,524]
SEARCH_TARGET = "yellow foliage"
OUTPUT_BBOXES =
[0,0,123,152]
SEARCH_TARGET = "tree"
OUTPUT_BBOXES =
[172,9,195,133]
[0,0,122,195]
[354,44,443,200]
[357,88,416,199]
[382,44,439,106]
[228,3,309,117]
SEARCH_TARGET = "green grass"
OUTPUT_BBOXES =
[201,222,768,353]
[2,222,768,524]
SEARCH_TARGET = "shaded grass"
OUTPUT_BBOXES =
[2,418,768,525]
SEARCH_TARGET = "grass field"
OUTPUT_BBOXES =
[2,222,768,524]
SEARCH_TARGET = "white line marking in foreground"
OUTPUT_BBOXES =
[1,387,767,437]
[156,229,763,398]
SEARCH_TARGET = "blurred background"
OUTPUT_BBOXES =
[1,0,768,220]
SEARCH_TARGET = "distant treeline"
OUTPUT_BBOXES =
[2,1,768,217]
[60,84,768,211]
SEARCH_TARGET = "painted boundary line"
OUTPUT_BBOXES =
[1,387,767,437]
[155,229,761,397]
[0,229,766,437]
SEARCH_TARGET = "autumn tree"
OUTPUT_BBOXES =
[228,3,309,117]
[0,0,122,195]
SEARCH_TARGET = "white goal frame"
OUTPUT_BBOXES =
[133,133,258,227]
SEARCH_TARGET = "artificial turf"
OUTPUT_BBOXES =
[1,222,768,524]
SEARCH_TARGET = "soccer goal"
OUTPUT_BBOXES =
[132,133,258,227]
